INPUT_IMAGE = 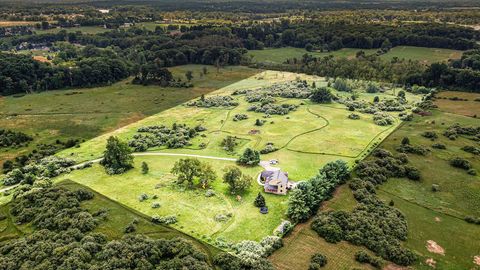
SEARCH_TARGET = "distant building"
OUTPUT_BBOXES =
[98,9,110,14]
[261,170,296,195]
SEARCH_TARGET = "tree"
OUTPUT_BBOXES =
[237,148,260,166]
[185,70,193,82]
[310,87,333,103]
[221,136,237,152]
[373,96,380,103]
[202,66,208,75]
[223,166,252,194]
[310,253,327,269]
[100,136,134,175]
[254,193,266,207]
[171,158,217,188]
[401,137,410,145]
[141,162,149,174]
[397,90,406,99]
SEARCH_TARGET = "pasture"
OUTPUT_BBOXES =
[435,91,480,117]
[0,65,258,166]
[36,26,111,34]
[248,46,463,65]
[53,70,421,248]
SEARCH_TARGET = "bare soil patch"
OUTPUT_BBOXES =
[426,258,437,268]
[474,255,480,266]
[426,240,445,255]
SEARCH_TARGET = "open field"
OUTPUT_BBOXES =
[248,47,377,64]
[0,21,39,26]
[36,26,112,34]
[435,91,480,117]
[0,180,220,262]
[0,65,258,166]
[379,46,463,64]
[49,70,422,249]
[248,46,463,65]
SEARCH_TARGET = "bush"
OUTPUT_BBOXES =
[187,95,238,107]
[310,87,334,103]
[233,114,248,121]
[432,143,446,149]
[422,131,438,140]
[151,202,161,208]
[348,113,360,120]
[260,143,278,154]
[152,215,177,225]
[138,193,149,202]
[468,169,477,176]
[309,253,327,269]
[373,112,395,126]
[355,251,382,269]
[254,193,266,207]
[432,184,440,192]
[237,148,260,166]
[464,216,480,225]
[396,144,429,155]
[462,145,480,155]
[450,157,472,170]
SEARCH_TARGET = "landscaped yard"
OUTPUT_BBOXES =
[51,70,422,249]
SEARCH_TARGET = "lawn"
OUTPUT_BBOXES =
[435,91,480,117]
[379,46,463,64]
[36,26,112,34]
[248,46,463,65]
[0,179,221,263]
[49,70,422,249]
[0,65,258,167]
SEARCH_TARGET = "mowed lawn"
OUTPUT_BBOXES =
[435,91,480,117]
[248,46,463,65]
[36,26,112,34]
[57,156,288,244]
[0,65,258,165]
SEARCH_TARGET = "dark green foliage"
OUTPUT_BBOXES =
[260,143,278,154]
[129,124,206,151]
[0,129,32,148]
[223,166,252,194]
[449,157,472,170]
[401,137,410,145]
[310,87,334,103]
[141,161,149,174]
[171,158,217,188]
[348,113,360,120]
[461,145,480,155]
[309,253,327,269]
[221,136,238,152]
[237,148,260,166]
[355,251,383,269]
[311,150,418,266]
[432,143,446,149]
[254,193,266,207]
[213,252,274,270]
[248,103,298,115]
[421,131,438,139]
[333,78,351,92]
[233,114,248,121]
[464,216,480,225]
[287,160,350,222]
[396,143,429,155]
[100,136,134,175]
[255,119,265,126]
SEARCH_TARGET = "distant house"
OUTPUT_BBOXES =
[261,170,296,195]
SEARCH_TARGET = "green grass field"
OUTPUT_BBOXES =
[435,91,480,117]
[36,26,111,34]
[49,70,422,249]
[248,46,463,65]
[248,47,377,64]
[379,46,463,64]
[0,180,220,262]
[0,65,258,166]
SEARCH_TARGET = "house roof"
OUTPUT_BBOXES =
[262,170,288,186]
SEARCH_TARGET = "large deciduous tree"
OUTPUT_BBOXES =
[100,136,134,175]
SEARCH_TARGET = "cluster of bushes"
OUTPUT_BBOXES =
[443,123,480,141]
[287,160,350,222]
[235,81,314,100]
[461,145,480,155]
[432,143,446,149]
[233,114,248,121]
[355,251,383,269]
[312,149,418,266]
[260,142,278,154]
[227,236,283,267]
[213,251,275,270]
[449,157,475,176]
[187,95,239,107]
[129,124,206,151]
[221,136,238,152]
[465,216,480,225]
[237,148,261,166]
[152,215,178,225]
[2,156,75,186]
[422,131,438,140]
[309,253,328,269]
[310,87,335,103]
[0,129,32,148]
[396,143,429,156]
[373,112,395,126]
[247,103,298,115]
[2,187,212,269]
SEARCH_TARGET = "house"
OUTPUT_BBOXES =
[261,170,296,195]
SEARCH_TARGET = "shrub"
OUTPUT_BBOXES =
[465,216,480,225]
[450,157,472,170]
[237,148,260,166]
[462,145,480,155]
[396,144,429,155]
[355,251,382,269]
[348,113,360,120]
[310,87,334,103]
[309,253,327,269]
[138,193,149,202]
[254,193,266,207]
[151,202,161,208]
[432,143,446,149]
[187,95,238,107]
[373,112,395,126]
[401,137,410,145]
[260,143,278,154]
[233,114,248,121]
[0,129,33,148]
[432,184,440,192]
[422,131,438,140]
[468,169,477,176]
[152,215,177,225]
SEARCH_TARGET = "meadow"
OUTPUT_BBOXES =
[52,70,421,249]
[248,46,463,65]
[435,91,480,117]
[0,65,258,166]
